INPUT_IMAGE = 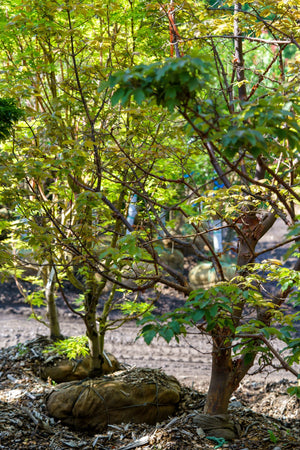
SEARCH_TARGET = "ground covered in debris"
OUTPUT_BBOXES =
[0,220,299,449]
[0,337,299,450]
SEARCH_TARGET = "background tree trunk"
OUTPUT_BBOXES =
[43,266,62,340]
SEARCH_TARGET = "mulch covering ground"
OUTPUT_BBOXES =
[0,337,299,450]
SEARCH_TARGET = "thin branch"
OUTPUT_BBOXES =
[247,44,288,101]
[237,333,299,377]
[185,35,292,45]
[210,38,234,112]
[234,2,247,102]
[67,8,93,125]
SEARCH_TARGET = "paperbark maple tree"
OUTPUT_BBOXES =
[109,0,300,415]
[0,0,299,417]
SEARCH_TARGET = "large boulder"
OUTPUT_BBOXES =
[46,367,181,431]
[159,249,185,272]
[189,261,236,290]
[40,353,121,383]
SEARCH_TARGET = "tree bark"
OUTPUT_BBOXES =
[44,266,62,340]
[204,204,277,414]
[84,290,103,377]
[204,329,256,415]
[234,2,247,102]
[204,338,233,415]
[46,284,62,340]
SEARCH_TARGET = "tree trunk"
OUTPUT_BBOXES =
[204,331,256,415]
[205,209,274,414]
[204,339,233,415]
[44,266,62,340]
[46,285,62,340]
[84,288,104,377]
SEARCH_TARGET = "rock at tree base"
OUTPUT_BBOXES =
[193,413,237,440]
[46,367,181,431]
[40,353,121,383]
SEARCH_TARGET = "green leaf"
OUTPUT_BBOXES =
[111,88,126,106]
[142,328,157,345]
[165,87,177,99]
[170,320,181,334]
[287,386,300,398]
[192,309,205,322]
[159,326,174,343]
[45,336,89,359]
[133,88,146,105]
[209,304,219,317]
[243,352,254,366]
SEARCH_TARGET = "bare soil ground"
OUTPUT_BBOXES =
[0,219,299,449]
